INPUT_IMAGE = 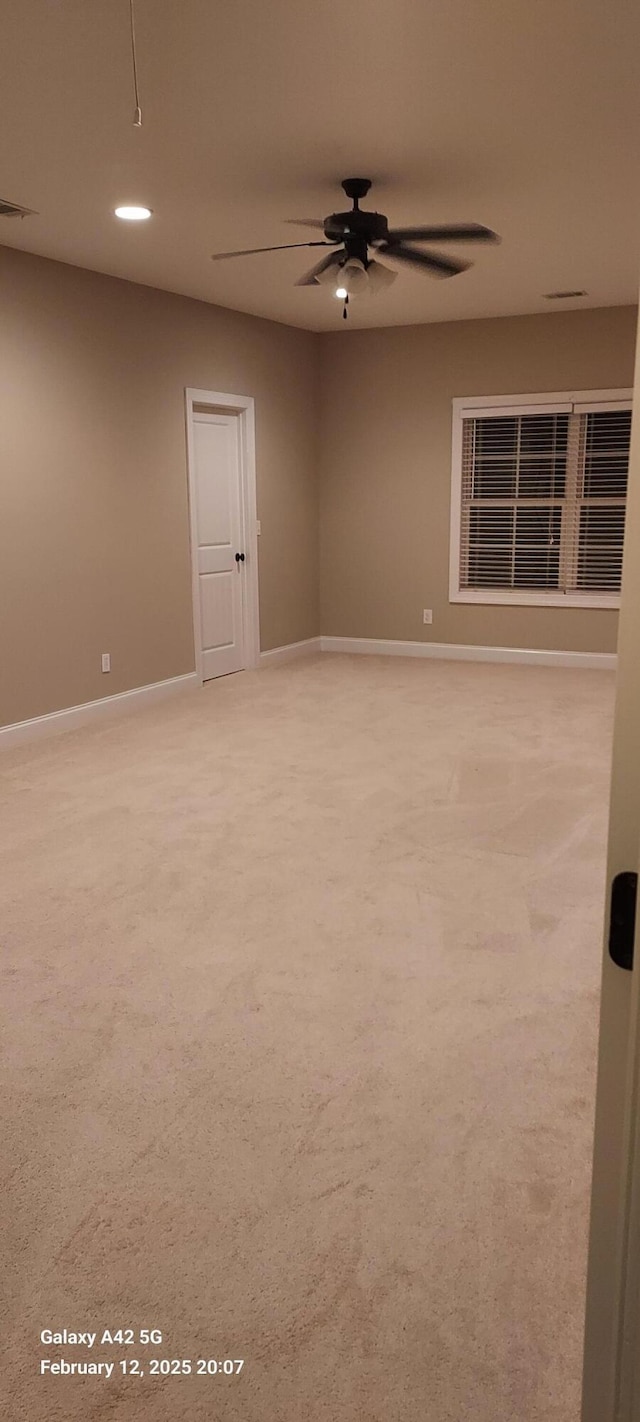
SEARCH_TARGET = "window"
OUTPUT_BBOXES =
[449,390,633,607]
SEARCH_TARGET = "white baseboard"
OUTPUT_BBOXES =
[259,636,322,666]
[320,636,617,671]
[0,672,200,749]
[2,636,614,751]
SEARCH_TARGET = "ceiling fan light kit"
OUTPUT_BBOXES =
[210,178,500,322]
[335,257,369,296]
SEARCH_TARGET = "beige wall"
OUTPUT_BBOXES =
[1,253,636,732]
[318,306,637,652]
[0,246,320,727]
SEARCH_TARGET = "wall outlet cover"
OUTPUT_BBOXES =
[101,653,111,673]
[423,610,433,625]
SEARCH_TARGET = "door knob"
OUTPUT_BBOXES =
[235,552,245,566]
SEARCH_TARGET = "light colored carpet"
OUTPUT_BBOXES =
[1,655,614,1422]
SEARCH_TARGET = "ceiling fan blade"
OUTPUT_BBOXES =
[285,219,326,230]
[296,251,344,287]
[211,241,332,260]
[385,223,499,244]
[378,241,469,278]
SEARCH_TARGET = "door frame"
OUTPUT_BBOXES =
[184,388,260,684]
[582,314,640,1421]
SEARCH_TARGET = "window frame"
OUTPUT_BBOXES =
[449,388,633,609]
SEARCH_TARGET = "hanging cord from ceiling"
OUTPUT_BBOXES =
[129,0,142,126]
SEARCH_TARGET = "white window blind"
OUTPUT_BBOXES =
[457,403,631,600]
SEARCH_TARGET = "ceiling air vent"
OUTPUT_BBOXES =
[0,198,36,218]
[544,290,587,300]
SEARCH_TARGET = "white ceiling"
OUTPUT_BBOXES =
[1,0,639,331]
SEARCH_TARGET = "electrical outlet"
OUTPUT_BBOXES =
[101,653,111,673]
[423,609,433,625]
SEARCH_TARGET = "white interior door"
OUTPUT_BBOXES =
[582,316,640,1420]
[192,411,246,681]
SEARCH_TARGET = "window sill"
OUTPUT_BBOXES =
[450,589,621,610]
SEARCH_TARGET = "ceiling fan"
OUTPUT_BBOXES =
[211,178,500,315]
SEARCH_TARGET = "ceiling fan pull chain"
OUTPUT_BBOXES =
[343,294,349,321]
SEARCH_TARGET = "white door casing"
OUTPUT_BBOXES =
[185,389,260,682]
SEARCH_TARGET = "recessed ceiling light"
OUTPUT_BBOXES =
[543,290,587,299]
[114,205,152,221]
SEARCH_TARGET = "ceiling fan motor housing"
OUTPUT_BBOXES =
[324,209,389,268]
